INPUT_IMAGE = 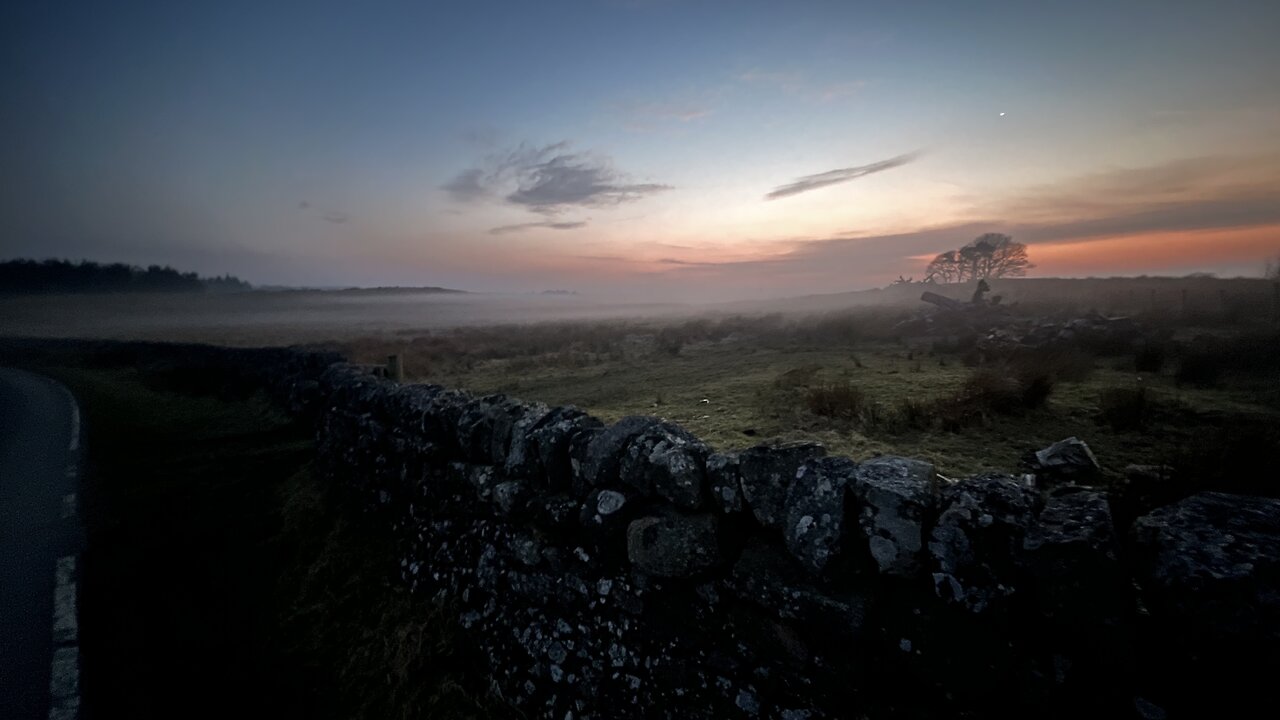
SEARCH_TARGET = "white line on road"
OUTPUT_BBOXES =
[60,493,77,520]
[50,556,80,719]
[50,384,83,719]
[52,557,77,643]
[67,400,80,452]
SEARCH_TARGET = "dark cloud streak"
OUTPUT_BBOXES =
[765,151,920,200]
[488,220,588,235]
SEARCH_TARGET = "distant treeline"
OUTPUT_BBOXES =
[0,259,251,294]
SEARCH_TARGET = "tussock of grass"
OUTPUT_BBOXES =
[805,381,865,419]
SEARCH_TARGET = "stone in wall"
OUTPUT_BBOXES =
[626,513,720,578]
[1024,487,1126,625]
[783,456,857,575]
[501,401,555,477]
[619,422,709,509]
[705,452,745,514]
[578,415,663,488]
[525,406,603,491]
[851,456,937,577]
[928,473,1039,612]
[1132,492,1280,647]
[455,394,529,465]
[739,442,827,530]
[731,539,869,641]
[579,488,633,562]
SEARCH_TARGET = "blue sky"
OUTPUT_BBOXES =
[3,0,1278,298]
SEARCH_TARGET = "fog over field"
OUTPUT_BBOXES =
[2,274,1273,346]
[0,289,694,344]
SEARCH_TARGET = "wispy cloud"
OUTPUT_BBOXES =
[765,151,920,200]
[441,168,487,202]
[443,141,671,215]
[488,220,589,235]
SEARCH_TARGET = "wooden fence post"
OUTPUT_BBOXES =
[386,354,404,382]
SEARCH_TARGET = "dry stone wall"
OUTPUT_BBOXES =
[308,362,1279,719]
[3,338,1276,718]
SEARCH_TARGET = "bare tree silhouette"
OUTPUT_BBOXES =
[925,233,1033,282]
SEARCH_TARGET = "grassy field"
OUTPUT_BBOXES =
[394,330,1277,482]
[35,365,499,720]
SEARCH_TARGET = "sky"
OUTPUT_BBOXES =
[2,0,1279,300]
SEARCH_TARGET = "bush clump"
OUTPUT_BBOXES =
[1098,386,1150,430]
[805,381,866,419]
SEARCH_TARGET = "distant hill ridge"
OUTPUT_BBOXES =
[0,258,251,294]
[0,259,469,296]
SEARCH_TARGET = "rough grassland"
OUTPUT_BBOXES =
[415,336,1279,480]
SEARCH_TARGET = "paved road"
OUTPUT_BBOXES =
[0,368,84,719]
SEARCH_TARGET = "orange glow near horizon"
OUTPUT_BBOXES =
[1026,224,1280,277]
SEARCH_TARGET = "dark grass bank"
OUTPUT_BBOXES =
[39,365,500,720]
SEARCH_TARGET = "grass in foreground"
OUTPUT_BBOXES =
[42,365,498,720]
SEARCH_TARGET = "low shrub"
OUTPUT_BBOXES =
[959,368,1027,413]
[1098,386,1149,430]
[895,397,934,429]
[805,381,866,419]
[966,363,1057,412]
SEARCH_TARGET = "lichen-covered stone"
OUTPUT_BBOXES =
[492,480,528,517]
[850,456,936,577]
[619,422,708,509]
[1024,488,1124,624]
[523,406,603,491]
[579,488,633,561]
[501,401,554,476]
[929,473,1039,611]
[626,513,720,577]
[579,416,663,487]
[730,540,868,640]
[739,442,827,529]
[783,456,857,574]
[706,452,744,513]
[456,394,526,464]
[1132,492,1280,646]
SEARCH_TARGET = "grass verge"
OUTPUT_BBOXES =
[40,365,498,720]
